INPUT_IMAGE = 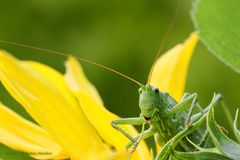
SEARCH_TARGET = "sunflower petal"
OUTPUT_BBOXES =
[64,56,104,106]
[149,32,198,101]
[65,57,151,160]
[0,102,66,159]
[0,50,109,160]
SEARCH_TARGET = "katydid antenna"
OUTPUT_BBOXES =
[0,40,143,86]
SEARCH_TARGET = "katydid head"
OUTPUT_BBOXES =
[138,84,161,120]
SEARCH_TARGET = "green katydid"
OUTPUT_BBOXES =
[111,78,223,158]
[0,1,233,160]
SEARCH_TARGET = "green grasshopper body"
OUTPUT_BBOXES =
[139,85,187,146]
[112,84,222,158]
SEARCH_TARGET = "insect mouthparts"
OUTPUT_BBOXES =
[144,116,151,121]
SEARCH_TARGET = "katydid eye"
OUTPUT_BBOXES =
[154,88,159,93]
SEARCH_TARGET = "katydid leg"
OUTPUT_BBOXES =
[111,117,145,143]
[126,126,156,149]
[180,92,191,102]
[181,93,204,114]
[185,93,198,127]
[165,93,198,131]
[190,93,223,122]
[129,122,146,155]
[170,93,198,115]
[170,93,205,127]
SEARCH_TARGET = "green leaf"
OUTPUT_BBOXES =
[234,109,240,143]
[207,104,240,159]
[171,150,232,160]
[192,0,240,73]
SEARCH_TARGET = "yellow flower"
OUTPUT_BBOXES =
[0,32,198,160]
[150,32,198,102]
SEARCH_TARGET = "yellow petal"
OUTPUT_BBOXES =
[0,102,66,159]
[75,93,150,160]
[149,32,198,101]
[0,50,109,160]
[65,57,151,160]
[64,56,104,106]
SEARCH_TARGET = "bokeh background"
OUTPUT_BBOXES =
[0,0,240,159]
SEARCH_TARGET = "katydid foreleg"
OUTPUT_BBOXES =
[111,117,145,143]
[129,122,146,155]
[126,126,156,149]
[111,117,152,156]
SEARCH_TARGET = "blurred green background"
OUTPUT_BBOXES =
[0,0,240,159]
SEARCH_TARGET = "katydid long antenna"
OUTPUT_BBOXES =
[0,40,143,86]
[147,0,183,84]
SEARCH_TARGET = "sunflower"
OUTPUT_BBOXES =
[0,32,198,160]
